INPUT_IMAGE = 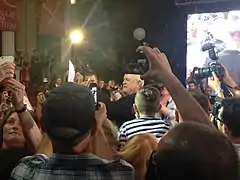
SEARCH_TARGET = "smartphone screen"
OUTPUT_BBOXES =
[91,87,98,104]
[89,83,99,110]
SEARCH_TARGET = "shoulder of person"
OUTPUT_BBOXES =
[15,154,48,167]
[103,158,134,172]
[120,93,136,102]
[11,154,48,179]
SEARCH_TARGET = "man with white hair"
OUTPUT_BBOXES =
[106,73,144,127]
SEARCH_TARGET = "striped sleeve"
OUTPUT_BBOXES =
[119,124,128,147]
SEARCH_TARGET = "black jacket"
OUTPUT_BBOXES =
[106,94,135,127]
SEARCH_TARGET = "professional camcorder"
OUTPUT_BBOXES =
[193,42,224,80]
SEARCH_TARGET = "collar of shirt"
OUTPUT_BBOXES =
[138,116,162,120]
[50,153,110,165]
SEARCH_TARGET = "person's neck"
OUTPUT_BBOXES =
[1,142,7,149]
[53,147,92,155]
[53,141,93,155]
[1,142,24,149]
[139,114,156,118]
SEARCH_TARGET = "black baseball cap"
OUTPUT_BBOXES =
[42,82,96,146]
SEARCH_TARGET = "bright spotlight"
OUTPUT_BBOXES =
[69,29,84,44]
[70,0,76,4]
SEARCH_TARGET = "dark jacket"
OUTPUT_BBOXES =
[106,94,135,127]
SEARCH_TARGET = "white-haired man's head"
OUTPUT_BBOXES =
[122,74,144,95]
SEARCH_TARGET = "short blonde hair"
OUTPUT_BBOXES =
[118,133,158,180]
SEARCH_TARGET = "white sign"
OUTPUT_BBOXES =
[68,60,75,82]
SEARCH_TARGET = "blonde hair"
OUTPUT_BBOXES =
[118,133,158,180]
[92,119,119,160]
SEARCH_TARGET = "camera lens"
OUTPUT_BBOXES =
[193,67,212,79]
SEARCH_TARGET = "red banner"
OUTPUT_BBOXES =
[39,0,66,36]
[0,0,18,31]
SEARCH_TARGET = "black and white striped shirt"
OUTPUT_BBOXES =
[118,117,171,146]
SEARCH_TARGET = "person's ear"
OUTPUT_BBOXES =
[223,124,229,136]
[175,109,183,123]
[138,79,144,88]
[157,103,162,113]
[133,104,139,116]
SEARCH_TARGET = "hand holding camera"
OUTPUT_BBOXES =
[3,79,25,110]
[208,72,221,93]
[95,102,107,130]
[137,46,172,81]
[0,56,15,82]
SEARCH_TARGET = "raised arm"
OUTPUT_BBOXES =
[3,79,42,151]
[138,46,212,126]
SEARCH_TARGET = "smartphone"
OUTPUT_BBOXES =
[89,83,99,110]
[0,56,14,65]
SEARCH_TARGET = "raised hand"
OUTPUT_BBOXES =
[137,46,172,81]
[3,79,25,110]
[208,72,221,92]
[95,102,107,129]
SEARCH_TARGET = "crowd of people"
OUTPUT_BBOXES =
[0,45,240,180]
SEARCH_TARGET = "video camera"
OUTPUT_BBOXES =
[193,42,224,80]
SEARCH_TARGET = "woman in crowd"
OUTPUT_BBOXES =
[0,108,32,180]
[118,134,158,180]
[1,108,26,149]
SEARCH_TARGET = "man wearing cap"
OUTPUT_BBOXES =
[11,82,134,180]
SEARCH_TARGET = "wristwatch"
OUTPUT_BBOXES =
[15,104,27,114]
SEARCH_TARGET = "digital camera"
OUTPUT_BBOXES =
[193,62,223,80]
[193,42,224,80]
